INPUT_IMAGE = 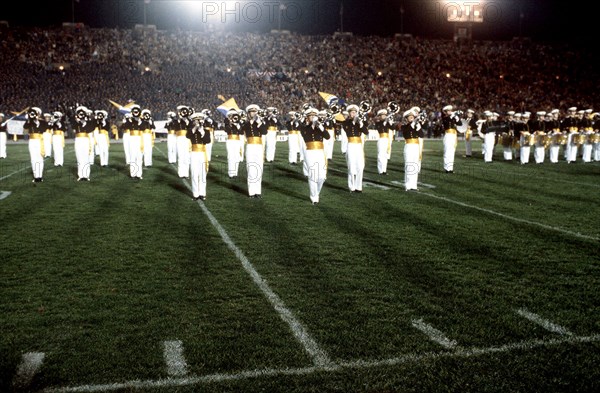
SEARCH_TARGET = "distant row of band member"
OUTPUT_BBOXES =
[1,104,598,203]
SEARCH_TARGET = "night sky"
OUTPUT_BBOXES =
[0,0,594,43]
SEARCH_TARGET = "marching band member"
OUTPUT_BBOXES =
[286,111,301,165]
[464,109,476,158]
[188,112,211,201]
[547,110,562,163]
[176,105,192,179]
[299,107,330,204]
[241,104,267,198]
[128,105,144,179]
[264,107,279,162]
[23,107,46,182]
[401,109,422,191]
[512,113,523,160]
[340,110,349,156]
[478,111,497,163]
[593,113,600,162]
[341,104,368,192]
[141,109,155,167]
[519,112,532,164]
[120,113,132,164]
[374,108,394,175]
[73,106,94,181]
[320,110,336,161]
[87,109,96,166]
[225,109,244,178]
[51,111,65,166]
[441,105,461,173]
[502,111,515,161]
[42,113,53,158]
[0,113,7,159]
[581,109,594,163]
[531,111,547,164]
[561,107,579,163]
[165,111,178,164]
[94,110,111,167]
[201,109,215,162]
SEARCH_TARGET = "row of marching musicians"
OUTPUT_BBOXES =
[456,107,600,165]
[18,106,115,182]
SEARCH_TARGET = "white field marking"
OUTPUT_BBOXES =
[155,147,331,367]
[411,319,458,349]
[390,180,436,189]
[418,191,600,242]
[474,166,600,189]
[13,352,45,389]
[0,190,11,200]
[516,309,573,336]
[0,165,30,181]
[163,340,188,377]
[363,181,390,190]
[43,334,600,393]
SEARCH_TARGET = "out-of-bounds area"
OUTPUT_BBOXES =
[1,140,599,392]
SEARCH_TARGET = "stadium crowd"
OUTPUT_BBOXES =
[0,26,598,126]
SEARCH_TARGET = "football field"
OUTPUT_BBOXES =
[1,139,599,392]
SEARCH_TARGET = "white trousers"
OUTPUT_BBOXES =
[75,136,91,179]
[167,133,177,163]
[377,137,390,174]
[190,150,208,198]
[534,145,546,164]
[265,130,277,161]
[122,132,131,164]
[483,133,495,162]
[520,135,531,164]
[96,133,110,166]
[594,143,600,162]
[0,132,7,158]
[305,148,327,203]
[129,135,143,178]
[340,130,348,154]
[143,133,153,166]
[176,136,190,178]
[464,131,473,156]
[549,145,560,163]
[226,139,243,177]
[567,142,578,163]
[52,134,64,166]
[582,143,593,163]
[88,133,95,165]
[443,132,457,171]
[324,129,335,160]
[29,138,44,179]
[404,142,420,191]
[346,142,365,191]
[246,143,264,196]
[43,132,52,157]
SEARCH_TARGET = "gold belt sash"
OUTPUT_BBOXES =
[267,126,278,131]
[228,135,241,140]
[247,136,262,144]
[305,141,324,150]
[347,136,362,143]
[191,144,206,152]
[130,130,143,136]
[168,130,176,134]
[445,129,457,134]
[176,130,188,137]
[288,130,300,134]
[143,129,153,134]
[53,130,65,136]
[75,132,88,138]
[379,133,389,138]
[29,133,43,139]
[99,130,109,135]
[405,138,419,144]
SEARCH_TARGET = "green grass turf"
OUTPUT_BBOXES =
[0,138,599,392]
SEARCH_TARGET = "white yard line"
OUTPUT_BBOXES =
[13,352,45,389]
[516,309,573,336]
[417,191,599,241]
[44,334,600,393]
[411,319,458,349]
[163,340,188,377]
[0,165,30,181]
[156,147,331,367]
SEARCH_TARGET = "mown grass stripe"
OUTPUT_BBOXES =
[43,335,600,393]
[163,340,188,377]
[13,352,45,389]
[155,147,332,367]
[516,309,573,336]
[411,319,458,349]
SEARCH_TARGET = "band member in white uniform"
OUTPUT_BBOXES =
[188,112,211,201]
[120,114,132,164]
[547,110,562,164]
[531,111,547,164]
[73,106,93,181]
[23,107,46,182]
[341,104,368,192]
[581,109,594,163]
[42,113,53,158]
[141,109,155,167]
[165,111,178,164]
[225,109,244,178]
[478,111,497,163]
[94,110,111,167]
[401,109,422,191]
[128,105,144,179]
[176,105,191,179]
[241,104,267,198]
[264,107,279,162]
[286,112,301,165]
[441,105,461,173]
[299,107,330,205]
[519,112,532,164]
[319,110,335,161]
[51,111,65,166]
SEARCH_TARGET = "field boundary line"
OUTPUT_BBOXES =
[411,319,458,349]
[44,334,600,393]
[155,147,331,367]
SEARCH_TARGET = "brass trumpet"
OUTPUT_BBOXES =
[387,101,400,115]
